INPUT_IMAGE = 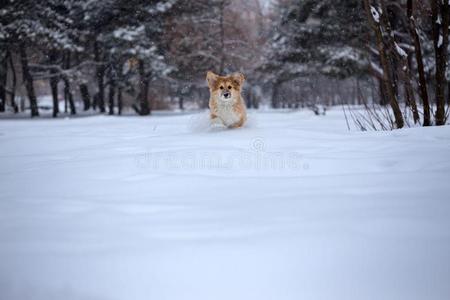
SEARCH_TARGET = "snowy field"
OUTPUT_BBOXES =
[1,109,450,300]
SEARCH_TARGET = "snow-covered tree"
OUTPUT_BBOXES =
[97,0,190,115]
[0,0,77,117]
[260,0,369,108]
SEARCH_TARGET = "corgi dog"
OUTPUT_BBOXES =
[206,71,247,128]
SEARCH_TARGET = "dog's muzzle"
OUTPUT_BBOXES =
[222,90,231,99]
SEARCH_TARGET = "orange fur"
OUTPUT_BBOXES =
[206,71,247,128]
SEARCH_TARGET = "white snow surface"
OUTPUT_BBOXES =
[1,109,450,300]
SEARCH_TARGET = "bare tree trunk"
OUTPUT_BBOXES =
[408,0,431,126]
[431,0,449,125]
[50,76,59,117]
[63,51,76,115]
[378,0,417,124]
[403,40,420,124]
[63,54,67,113]
[92,93,98,110]
[245,89,253,109]
[19,45,39,117]
[447,82,450,105]
[117,87,123,115]
[108,81,115,115]
[64,90,68,113]
[49,50,59,117]
[252,90,259,109]
[378,77,389,105]
[364,0,404,128]
[94,41,105,113]
[79,84,91,111]
[0,51,7,112]
[62,76,76,115]
[179,96,184,110]
[74,51,91,111]
[68,90,76,114]
[8,52,18,113]
[403,54,420,124]
[271,81,280,109]
[138,59,150,116]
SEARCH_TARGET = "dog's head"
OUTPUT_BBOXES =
[206,71,245,103]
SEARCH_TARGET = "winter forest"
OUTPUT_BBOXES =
[0,0,449,128]
[1,1,450,300]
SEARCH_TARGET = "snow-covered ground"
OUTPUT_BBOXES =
[1,109,450,300]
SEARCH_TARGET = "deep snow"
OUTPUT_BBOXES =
[0,109,450,300]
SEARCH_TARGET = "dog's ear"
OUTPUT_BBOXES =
[206,71,219,88]
[232,72,245,85]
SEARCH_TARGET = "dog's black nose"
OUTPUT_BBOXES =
[224,92,231,98]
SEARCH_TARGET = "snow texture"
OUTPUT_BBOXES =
[438,34,443,48]
[394,42,408,58]
[370,6,380,23]
[1,109,450,300]
[113,26,145,42]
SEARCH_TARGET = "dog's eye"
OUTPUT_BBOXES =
[220,86,224,90]
[228,86,232,90]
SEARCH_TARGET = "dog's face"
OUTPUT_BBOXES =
[206,71,245,103]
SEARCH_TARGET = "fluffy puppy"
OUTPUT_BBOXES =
[206,71,247,128]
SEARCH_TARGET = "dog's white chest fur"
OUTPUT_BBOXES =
[216,101,240,127]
